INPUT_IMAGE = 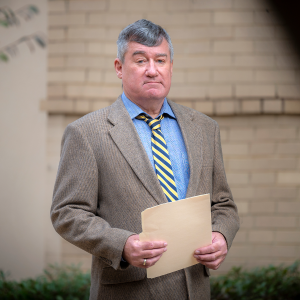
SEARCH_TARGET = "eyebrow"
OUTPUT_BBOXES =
[132,51,168,57]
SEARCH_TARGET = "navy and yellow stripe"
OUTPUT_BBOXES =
[136,114,178,202]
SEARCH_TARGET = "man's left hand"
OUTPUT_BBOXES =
[193,232,227,270]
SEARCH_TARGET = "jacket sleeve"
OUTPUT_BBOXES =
[211,122,240,249]
[50,123,134,270]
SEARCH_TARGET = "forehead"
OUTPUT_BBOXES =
[125,39,170,57]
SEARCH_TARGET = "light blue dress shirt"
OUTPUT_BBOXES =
[122,92,190,200]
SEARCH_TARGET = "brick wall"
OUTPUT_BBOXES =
[45,0,300,273]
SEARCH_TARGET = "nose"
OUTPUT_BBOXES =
[145,60,158,77]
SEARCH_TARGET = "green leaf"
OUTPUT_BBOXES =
[0,19,9,27]
[29,5,39,14]
[0,52,9,62]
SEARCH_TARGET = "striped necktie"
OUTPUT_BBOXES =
[136,114,178,202]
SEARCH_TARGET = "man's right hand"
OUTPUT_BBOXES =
[122,234,167,268]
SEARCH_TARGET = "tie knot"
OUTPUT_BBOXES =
[136,114,164,131]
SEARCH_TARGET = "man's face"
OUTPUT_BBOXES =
[115,38,173,104]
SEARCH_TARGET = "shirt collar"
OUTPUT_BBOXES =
[121,92,176,120]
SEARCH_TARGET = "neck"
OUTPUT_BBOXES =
[126,94,165,119]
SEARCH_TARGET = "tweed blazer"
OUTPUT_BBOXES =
[51,96,239,300]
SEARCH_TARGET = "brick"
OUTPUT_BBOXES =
[254,41,294,54]
[250,143,275,154]
[250,202,276,214]
[108,0,126,11]
[69,1,106,12]
[274,26,289,39]
[220,129,228,141]
[277,172,300,185]
[240,216,254,228]
[213,70,253,82]
[256,70,296,83]
[68,27,106,40]
[168,27,232,40]
[88,12,142,26]
[215,100,236,115]
[214,12,253,24]
[278,85,300,98]
[233,0,271,9]
[48,43,85,54]
[230,158,297,171]
[231,187,254,199]
[234,55,274,67]
[106,28,122,42]
[235,26,274,38]
[123,0,150,12]
[42,100,74,113]
[276,56,299,68]
[87,71,103,82]
[249,230,274,243]
[66,57,108,68]
[271,246,298,258]
[48,57,65,68]
[67,85,122,98]
[168,86,206,98]
[175,56,231,68]
[263,99,282,113]
[186,71,210,83]
[222,143,248,155]
[277,201,300,213]
[208,86,232,98]
[275,231,300,243]
[187,12,212,25]
[62,239,86,255]
[49,14,85,26]
[254,11,282,25]
[277,143,300,154]
[195,101,214,115]
[255,187,298,199]
[48,1,66,13]
[191,0,232,10]
[228,245,253,257]
[47,85,65,97]
[173,42,210,54]
[171,71,185,84]
[256,127,296,140]
[241,100,261,114]
[48,29,65,40]
[251,173,276,184]
[104,71,121,84]
[74,100,91,114]
[92,100,112,111]
[146,13,186,25]
[175,101,194,109]
[233,230,247,243]
[229,129,254,141]
[256,216,297,228]
[48,70,86,83]
[235,201,249,214]
[226,172,249,184]
[166,0,191,11]
[214,41,253,53]
[236,85,275,97]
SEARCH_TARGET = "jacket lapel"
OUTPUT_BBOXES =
[168,100,203,199]
[107,97,167,205]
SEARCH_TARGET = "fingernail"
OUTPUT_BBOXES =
[164,248,167,252]
[195,250,200,254]
[164,243,167,246]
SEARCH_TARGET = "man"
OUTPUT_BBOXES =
[51,19,239,300]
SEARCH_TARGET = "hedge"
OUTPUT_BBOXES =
[1,262,299,299]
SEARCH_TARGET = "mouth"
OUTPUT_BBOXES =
[143,81,162,85]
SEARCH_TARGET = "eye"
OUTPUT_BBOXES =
[157,59,165,64]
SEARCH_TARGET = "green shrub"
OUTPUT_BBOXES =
[211,261,300,300]
[0,264,90,300]
[1,262,299,299]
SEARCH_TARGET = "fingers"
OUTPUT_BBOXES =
[122,235,167,269]
[193,232,228,270]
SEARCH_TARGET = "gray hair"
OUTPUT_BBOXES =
[117,19,174,63]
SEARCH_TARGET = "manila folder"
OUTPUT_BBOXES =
[139,193,212,279]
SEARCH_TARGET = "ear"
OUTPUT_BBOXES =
[114,58,123,79]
